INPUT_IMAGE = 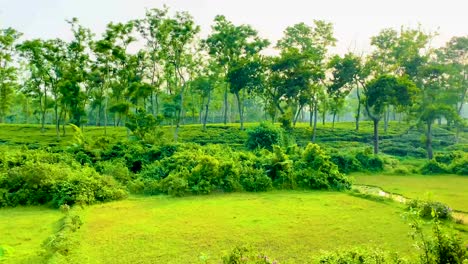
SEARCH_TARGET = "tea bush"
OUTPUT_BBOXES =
[246,123,283,151]
[420,160,448,175]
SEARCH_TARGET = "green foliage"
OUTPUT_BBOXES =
[246,123,283,151]
[42,207,83,261]
[125,108,164,143]
[318,248,407,264]
[407,211,467,264]
[240,168,273,192]
[407,199,452,220]
[420,159,448,175]
[0,148,127,208]
[355,151,384,172]
[222,246,278,264]
[294,143,352,190]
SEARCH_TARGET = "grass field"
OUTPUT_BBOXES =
[1,191,467,263]
[0,206,62,263]
[64,191,416,263]
[353,174,468,212]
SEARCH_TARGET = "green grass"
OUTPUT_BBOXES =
[0,206,62,263]
[67,191,417,263]
[353,174,468,212]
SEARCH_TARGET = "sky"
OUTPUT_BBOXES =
[0,0,467,54]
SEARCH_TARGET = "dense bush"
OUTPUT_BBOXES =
[125,142,351,196]
[420,159,448,175]
[448,152,468,175]
[329,149,384,174]
[318,248,406,263]
[330,153,362,173]
[407,199,452,220]
[0,149,127,208]
[246,123,283,151]
[222,246,277,264]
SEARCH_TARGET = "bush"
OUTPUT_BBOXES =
[294,143,352,191]
[159,169,190,196]
[330,153,362,173]
[407,199,452,220]
[318,248,406,263]
[240,168,272,192]
[449,153,468,175]
[96,159,133,183]
[246,123,282,151]
[355,151,384,172]
[420,160,448,175]
[0,149,127,208]
[222,246,278,264]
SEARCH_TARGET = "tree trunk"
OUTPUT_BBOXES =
[373,119,379,155]
[104,98,108,136]
[309,108,313,127]
[312,102,318,142]
[54,102,59,139]
[322,110,326,125]
[235,91,244,130]
[223,83,229,125]
[383,107,389,134]
[426,122,433,160]
[41,90,47,133]
[202,90,212,131]
[355,86,361,131]
[293,104,304,127]
[332,112,336,130]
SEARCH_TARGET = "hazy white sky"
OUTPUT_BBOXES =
[1,0,467,54]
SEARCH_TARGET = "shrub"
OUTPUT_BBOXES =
[407,199,452,220]
[246,123,282,151]
[159,169,190,197]
[96,159,133,183]
[222,246,278,264]
[407,211,467,264]
[330,153,362,173]
[0,149,127,208]
[240,168,272,192]
[318,248,406,263]
[420,160,448,175]
[449,153,468,175]
[355,152,384,172]
[294,143,352,191]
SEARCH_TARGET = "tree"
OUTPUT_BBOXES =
[17,39,51,132]
[364,75,417,154]
[135,7,171,116]
[437,36,467,116]
[61,18,93,127]
[163,11,200,141]
[227,55,265,130]
[0,28,22,123]
[205,15,268,125]
[370,26,433,132]
[415,64,463,159]
[268,21,335,138]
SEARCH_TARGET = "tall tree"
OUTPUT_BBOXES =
[61,18,93,127]
[0,28,22,123]
[227,55,265,130]
[164,11,200,141]
[205,15,267,125]
[364,75,417,154]
[17,39,51,132]
[269,21,335,138]
[135,7,171,116]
